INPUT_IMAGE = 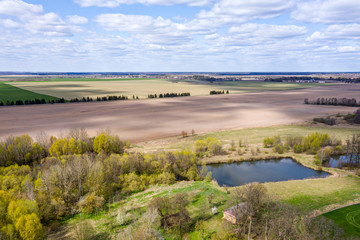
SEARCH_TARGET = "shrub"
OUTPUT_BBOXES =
[194,137,223,156]
[78,193,105,214]
[263,136,281,148]
[274,144,285,154]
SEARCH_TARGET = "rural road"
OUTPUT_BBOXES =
[0,84,359,142]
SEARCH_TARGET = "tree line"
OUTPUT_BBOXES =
[147,92,191,99]
[0,98,66,106]
[210,90,229,95]
[70,95,130,102]
[304,97,359,107]
[0,95,138,107]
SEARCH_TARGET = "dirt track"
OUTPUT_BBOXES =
[0,84,359,142]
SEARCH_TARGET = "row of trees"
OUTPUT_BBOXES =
[210,90,229,95]
[263,132,341,154]
[0,98,66,106]
[147,93,191,99]
[304,97,359,107]
[70,95,129,102]
[0,94,138,107]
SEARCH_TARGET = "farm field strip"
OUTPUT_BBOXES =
[0,84,357,142]
[8,79,333,100]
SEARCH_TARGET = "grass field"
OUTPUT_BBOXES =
[323,203,360,237]
[0,82,58,103]
[140,124,360,152]
[9,79,332,100]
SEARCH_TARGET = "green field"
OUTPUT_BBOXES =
[323,203,360,237]
[0,82,59,103]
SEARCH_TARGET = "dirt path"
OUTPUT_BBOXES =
[0,84,359,142]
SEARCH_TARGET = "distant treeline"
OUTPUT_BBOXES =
[329,77,360,83]
[265,76,360,83]
[0,98,66,106]
[210,90,229,95]
[304,97,359,107]
[264,76,322,82]
[147,93,190,99]
[0,95,134,106]
[70,95,129,102]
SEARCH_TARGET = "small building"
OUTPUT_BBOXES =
[222,203,247,224]
[211,206,218,214]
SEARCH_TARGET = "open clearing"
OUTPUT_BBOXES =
[0,84,358,141]
[323,203,360,237]
[0,82,58,103]
[9,79,331,100]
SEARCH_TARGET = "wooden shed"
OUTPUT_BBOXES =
[223,203,247,224]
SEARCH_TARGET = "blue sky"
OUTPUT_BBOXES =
[0,0,360,72]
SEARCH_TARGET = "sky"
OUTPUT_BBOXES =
[0,0,360,72]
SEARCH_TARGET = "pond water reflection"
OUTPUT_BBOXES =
[206,158,329,187]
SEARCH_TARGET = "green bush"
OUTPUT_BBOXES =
[263,136,281,148]
[194,137,223,156]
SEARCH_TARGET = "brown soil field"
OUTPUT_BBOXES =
[0,84,359,142]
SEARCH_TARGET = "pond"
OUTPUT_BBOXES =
[205,158,329,187]
[323,155,359,168]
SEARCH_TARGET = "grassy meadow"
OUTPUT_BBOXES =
[323,203,360,237]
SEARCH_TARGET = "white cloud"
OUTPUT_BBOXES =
[338,46,356,52]
[292,0,360,24]
[0,18,20,28]
[0,0,82,36]
[207,24,307,47]
[95,13,213,45]
[198,0,295,24]
[307,24,360,41]
[67,15,88,25]
[75,0,213,8]
[0,0,42,16]
[229,24,307,39]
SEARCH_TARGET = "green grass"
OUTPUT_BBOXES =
[263,175,360,212]
[0,82,59,103]
[323,203,360,237]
